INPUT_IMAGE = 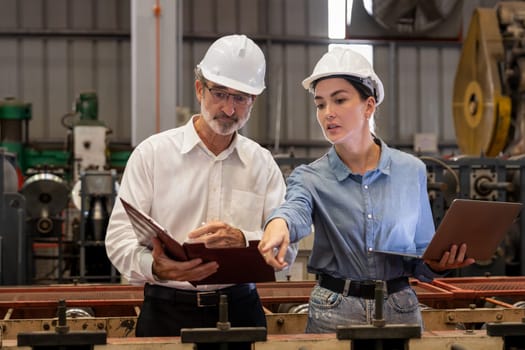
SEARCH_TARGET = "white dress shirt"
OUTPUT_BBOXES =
[105,115,287,290]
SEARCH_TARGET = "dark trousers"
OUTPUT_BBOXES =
[136,284,266,350]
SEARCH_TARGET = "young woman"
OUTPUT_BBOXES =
[258,47,474,332]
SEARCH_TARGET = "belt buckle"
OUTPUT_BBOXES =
[196,291,217,307]
[342,279,351,296]
[374,280,387,295]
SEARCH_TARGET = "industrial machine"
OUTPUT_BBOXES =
[20,172,70,238]
[453,1,525,157]
[0,92,125,284]
[0,149,28,285]
[0,91,115,180]
[0,97,31,173]
[74,169,119,282]
[423,155,525,277]
[447,1,525,278]
[69,91,110,183]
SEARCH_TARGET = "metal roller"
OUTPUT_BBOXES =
[2,154,18,193]
[20,173,69,234]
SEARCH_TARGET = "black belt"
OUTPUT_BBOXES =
[318,274,409,299]
[144,283,253,307]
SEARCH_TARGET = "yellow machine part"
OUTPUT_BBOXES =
[452,8,512,157]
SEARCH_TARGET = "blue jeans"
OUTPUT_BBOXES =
[305,284,423,333]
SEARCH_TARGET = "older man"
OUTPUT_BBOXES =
[106,35,291,345]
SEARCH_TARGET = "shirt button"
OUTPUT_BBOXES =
[367,214,372,219]
[364,185,369,189]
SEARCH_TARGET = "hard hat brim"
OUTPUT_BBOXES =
[302,71,368,90]
[202,69,265,96]
[301,72,384,105]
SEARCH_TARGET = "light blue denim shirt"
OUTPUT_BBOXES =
[269,138,441,282]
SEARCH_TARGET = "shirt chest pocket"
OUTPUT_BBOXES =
[229,189,265,230]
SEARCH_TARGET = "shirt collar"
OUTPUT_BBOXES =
[180,115,246,165]
[376,138,392,176]
[328,137,392,182]
[180,115,202,154]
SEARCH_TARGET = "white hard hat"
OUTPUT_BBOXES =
[302,47,384,105]
[197,34,266,95]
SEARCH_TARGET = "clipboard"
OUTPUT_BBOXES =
[372,199,522,261]
[120,197,276,285]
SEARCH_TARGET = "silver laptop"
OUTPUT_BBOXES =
[372,199,522,261]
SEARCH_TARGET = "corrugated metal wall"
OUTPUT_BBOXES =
[373,44,460,148]
[0,0,131,142]
[0,0,500,156]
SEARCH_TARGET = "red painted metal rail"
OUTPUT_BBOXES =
[0,279,458,319]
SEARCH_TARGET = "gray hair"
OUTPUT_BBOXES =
[194,66,206,84]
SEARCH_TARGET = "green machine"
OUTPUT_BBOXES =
[71,91,131,178]
[0,93,130,178]
[0,97,31,171]
[0,96,70,175]
[70,91,109,182]
[75,91,99,121]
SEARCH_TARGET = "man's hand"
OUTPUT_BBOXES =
[258,218,290,271]
[151,236,218,281]
[188,221,246,248]
[424,243,476,272]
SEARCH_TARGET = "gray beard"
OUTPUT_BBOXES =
[200,100,251,135]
